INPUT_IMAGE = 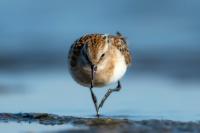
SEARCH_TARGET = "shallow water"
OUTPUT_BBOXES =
[1,68,200,122]
[1,67,200,133]
[0,122,79,133]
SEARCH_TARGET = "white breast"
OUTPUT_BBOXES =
[109,50,127,83]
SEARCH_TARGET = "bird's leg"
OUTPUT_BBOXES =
[98,81,122,111]
[90,86,99,117]
[89,65,99,117]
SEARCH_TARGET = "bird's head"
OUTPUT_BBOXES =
[82,35,111,71]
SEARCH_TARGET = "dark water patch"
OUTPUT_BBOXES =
[0,84,25,95]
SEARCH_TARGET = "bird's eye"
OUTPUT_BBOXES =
[100,53,105,59]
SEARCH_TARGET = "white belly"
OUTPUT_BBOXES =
[108,50,127,84]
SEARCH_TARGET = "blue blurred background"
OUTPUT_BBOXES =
[0,0,200,123]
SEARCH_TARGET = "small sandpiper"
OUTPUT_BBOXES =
[67,32,132,117]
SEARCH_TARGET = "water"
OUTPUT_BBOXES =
[1,68,200,122]
[0,122,78,133]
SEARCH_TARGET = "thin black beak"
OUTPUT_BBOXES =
[90,64,97,87]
